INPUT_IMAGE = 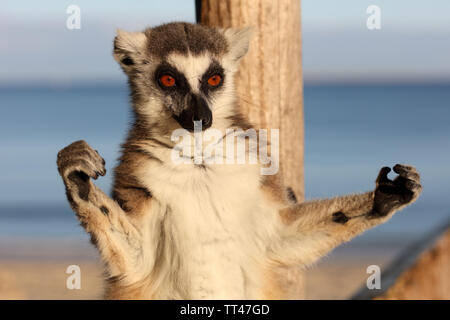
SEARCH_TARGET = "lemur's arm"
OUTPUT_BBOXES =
[57,140,152,285]
[270,165,422,266]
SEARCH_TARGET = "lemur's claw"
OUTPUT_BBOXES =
[376,166,391,184]
[57,140,106,181]
[370,164,422,218]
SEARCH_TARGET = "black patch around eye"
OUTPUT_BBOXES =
[154,62,189,92]
[201,61,225,93]
[121,57,134,66]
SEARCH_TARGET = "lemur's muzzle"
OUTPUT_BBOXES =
[173,94,212,131]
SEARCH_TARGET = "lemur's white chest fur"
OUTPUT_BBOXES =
[137,145,280,299]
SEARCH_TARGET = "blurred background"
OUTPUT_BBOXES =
[0,0,449,299]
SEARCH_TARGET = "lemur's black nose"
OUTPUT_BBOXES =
[191,95,212,127]
[173,94,212,131]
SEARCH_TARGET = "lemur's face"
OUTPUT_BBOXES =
[113,22,252,134]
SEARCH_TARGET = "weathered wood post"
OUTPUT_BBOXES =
[197,0,305,298]
[352,220,450,300]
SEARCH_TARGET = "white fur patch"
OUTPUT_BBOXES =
[115,29,147,53]
[136,146,280,299]
[167,53,211,93]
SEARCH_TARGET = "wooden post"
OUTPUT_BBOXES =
[198,0,305,298]
[352,220,450,300]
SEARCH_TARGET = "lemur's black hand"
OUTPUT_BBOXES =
[57,140,106,201]
[370,164,422,218]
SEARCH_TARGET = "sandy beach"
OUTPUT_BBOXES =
[0,259,103,300]
[0,237,396,300]
[0,238,103,299]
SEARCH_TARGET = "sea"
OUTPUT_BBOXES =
[0,83,449,255]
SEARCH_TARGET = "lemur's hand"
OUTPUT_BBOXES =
[57,142,146,280]
[57,140,106,201]
[370,164,422,218]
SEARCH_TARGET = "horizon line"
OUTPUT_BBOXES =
[1,79,450,90]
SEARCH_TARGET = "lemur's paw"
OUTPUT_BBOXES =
[370,164,422,218]
[57,140,106,201]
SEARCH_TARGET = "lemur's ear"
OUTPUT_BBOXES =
[220,26,254,62]
[113,29,147,69]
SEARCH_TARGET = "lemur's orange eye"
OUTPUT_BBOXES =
[159,75,176,87]
[207,74,222,87]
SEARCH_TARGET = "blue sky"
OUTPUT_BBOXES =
[1,2,449,238]
[302,0,450,31]
[1,0,450,84]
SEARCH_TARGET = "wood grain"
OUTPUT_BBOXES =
[199,0,305,299]
[352,221,450,300]
[377,230,450,299]
[200,0,304,202]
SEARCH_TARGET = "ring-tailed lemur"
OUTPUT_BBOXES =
[56,22,422,299]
